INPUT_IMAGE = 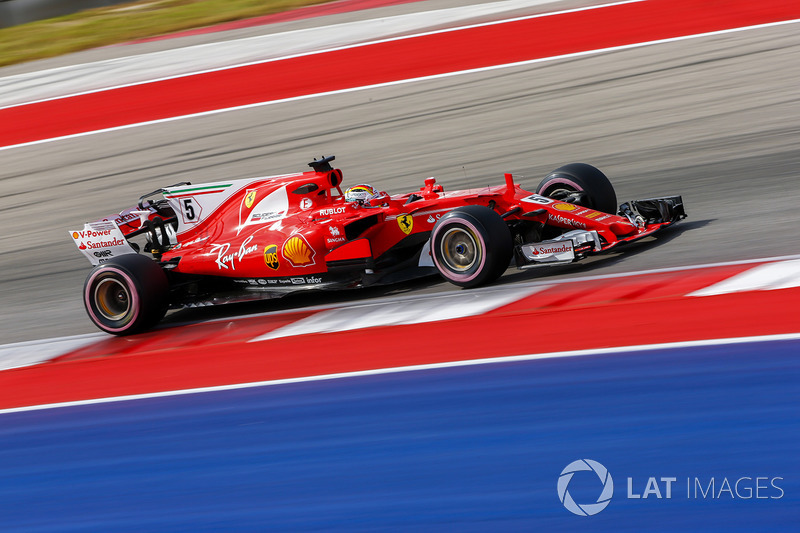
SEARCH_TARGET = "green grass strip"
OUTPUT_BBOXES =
[0,0,335,68]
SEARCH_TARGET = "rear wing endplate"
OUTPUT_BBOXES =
[68,220,138,266]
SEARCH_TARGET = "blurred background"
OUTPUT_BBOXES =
[0,0,129,28]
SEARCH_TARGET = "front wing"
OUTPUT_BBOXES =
[515,195,686,267]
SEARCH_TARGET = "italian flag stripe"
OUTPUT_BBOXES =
[165,184,232,196]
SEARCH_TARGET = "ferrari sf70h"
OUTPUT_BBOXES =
[70,156,685,334]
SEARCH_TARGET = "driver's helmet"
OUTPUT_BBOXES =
[344,184,379,204]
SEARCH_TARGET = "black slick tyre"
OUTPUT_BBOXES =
[431,205,513,288]
[536,163,617,214]
[83,254,169,335]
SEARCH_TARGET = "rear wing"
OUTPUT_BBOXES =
[68,220,138,266]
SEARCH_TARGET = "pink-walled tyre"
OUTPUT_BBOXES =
[431,205,512,288]
[83,254,168,335]
[536,163,617,214]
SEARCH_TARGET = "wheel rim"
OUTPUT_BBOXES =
[544,184,593,208]
[545,185,578,199]
[440,227,479,271]
[94,277,132,321]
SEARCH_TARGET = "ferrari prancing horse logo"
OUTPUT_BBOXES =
[244,190,257,209]
[397,214,413,235]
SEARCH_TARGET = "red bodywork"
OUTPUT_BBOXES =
[158,169,640,278]
[104,164,677,290]
[71,159,685,335]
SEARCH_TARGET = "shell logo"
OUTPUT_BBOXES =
[282,235,316,267]
[553,203,579,212]
[72,232,79,239]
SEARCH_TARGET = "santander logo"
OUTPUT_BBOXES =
[531,243,571,255]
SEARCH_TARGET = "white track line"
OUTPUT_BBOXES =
[250,285,546,341]
[689,258,800,296]
[1,17,798,153]
[0,333,106,371]
[2,333,799,415]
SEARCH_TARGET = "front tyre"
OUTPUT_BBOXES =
[431,205,512,288]
[536,163,617,214]
[83,254,168,335]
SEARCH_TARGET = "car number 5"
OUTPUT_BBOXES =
[182,198,196,221]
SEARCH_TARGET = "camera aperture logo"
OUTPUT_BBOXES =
[558,459,614,516]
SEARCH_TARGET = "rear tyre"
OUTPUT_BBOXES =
[536,163,617,214]
[83,254,168,335]
[431,205,513,288]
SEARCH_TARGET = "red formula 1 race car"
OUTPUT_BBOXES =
[69,156,685,335]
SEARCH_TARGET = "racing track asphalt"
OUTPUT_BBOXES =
[1,0,800,343]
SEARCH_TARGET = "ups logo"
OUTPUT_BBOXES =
[263,244,279,270]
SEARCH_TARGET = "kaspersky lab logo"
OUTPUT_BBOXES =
[558,459,614,516]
